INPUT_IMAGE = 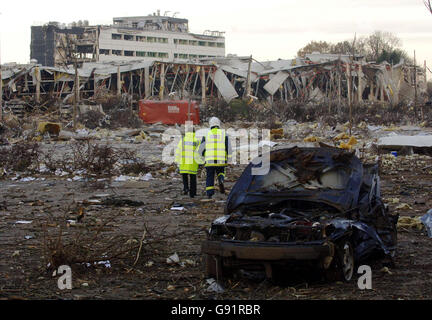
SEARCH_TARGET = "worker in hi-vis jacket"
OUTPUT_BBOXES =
[175,127,200,198]
[198,117,232,199]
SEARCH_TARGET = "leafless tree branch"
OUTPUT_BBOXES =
[425,0,432,14]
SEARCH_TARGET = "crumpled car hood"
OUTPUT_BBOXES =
[226,147,363,215]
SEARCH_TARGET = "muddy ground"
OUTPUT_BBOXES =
[1,139,432,300]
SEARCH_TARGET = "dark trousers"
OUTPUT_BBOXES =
[205,166,225,196]
[182,174,197,197]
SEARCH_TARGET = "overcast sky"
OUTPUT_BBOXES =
[1,0,431,77]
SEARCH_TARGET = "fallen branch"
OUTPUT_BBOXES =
[133,229,147,266]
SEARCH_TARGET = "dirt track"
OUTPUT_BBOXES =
[1,142,432,300]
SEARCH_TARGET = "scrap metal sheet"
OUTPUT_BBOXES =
[378,135,432,148]
[211,69,239,103]
[263,71,290,95]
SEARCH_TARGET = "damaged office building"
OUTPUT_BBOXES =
[30,12,225,67]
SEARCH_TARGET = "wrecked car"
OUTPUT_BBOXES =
[202,146,398,282]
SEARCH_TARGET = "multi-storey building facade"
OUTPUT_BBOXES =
[30,13,226,67]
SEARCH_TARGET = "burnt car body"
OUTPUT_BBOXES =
[202,147,398,282]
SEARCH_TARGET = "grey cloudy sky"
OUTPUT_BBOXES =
[1,0,431,76]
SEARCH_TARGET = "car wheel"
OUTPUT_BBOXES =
[389,247,397,258]
[325,240,355,282]
[337,240,355,282]
[203,254,223,279]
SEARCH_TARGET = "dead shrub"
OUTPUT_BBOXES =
[78,110,108,130]
[263,99,427,126]
[42,210,142,271]
[40,141,150,185]
[0,142,40,172]
[41,208,181,272]
[108,109,143,129]
[70,141,120,178]
[201,98,269,123]
[41,150,72,174]
[118,148,150,175]
[93,94,123,111]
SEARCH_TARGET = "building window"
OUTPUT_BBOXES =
[147,37,156,43]
[136,51,146,57]
[217,42,225,48]
[99,49,110,55]
[158,52,168,58]
[198,41,207,46]
[124,50,134,56]
[174,53,178,58]
[174,39,178,44]
[112,50,122,56]
[179,39,188,45]
[189,54,197,59]
[199,55,206,58]
[208,42,216,47]
[147,52,157,57]
[137,36,146,42]
[112,34,122,40]
[179,54,188,59]
[157,37,168,43]
[124,34,134,41]
[189,40,198,46]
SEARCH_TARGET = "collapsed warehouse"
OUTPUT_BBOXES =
[0,53,428,120]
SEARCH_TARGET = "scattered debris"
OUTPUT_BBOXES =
[100,197,144,207]
[420,210,432,238]
[166,253,180,265]
[15,220,33,224]
[170,205,185,211]
[206,278,224,294]
[145,261,154,267]
[397,216,424,230]
[396,203,413,211]
[37,122,61,136]
[380,267,393,275]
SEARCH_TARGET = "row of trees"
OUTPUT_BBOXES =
[298,0,432,65]
[297,31,411,65]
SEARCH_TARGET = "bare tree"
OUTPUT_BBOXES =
[425,0,432,14]
[296,31,404,62]
[364,31,401,62]
[297,41,333,57]
[57,34,80,130]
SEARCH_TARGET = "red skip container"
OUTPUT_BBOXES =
[138,100,200,125]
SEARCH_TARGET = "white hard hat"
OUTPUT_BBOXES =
[209,117,221,128]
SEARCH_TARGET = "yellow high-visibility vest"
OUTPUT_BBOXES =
[175,132,199,174]
[205,128,227,167]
